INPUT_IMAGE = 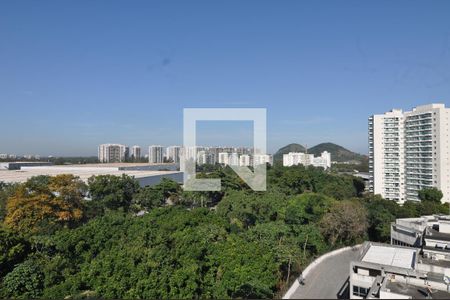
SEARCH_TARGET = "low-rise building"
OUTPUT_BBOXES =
[390,215,450,249]
[350,242,450,299]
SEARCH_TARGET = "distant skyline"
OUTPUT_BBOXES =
[1,1,450,156]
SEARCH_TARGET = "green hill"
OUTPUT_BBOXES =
[308,143,366,162]
[273,143,306,162]
[274,142,366,163]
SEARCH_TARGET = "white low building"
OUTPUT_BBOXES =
[283,151,331,169]
[350,242,450,299]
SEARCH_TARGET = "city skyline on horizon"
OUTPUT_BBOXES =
[2,1,450,156]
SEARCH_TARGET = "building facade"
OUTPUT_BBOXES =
[369,104,450,203]
[131,145,141,161]
[283,151,331,169]
[350,241,450,299]
[239,154,251,167]
[148,145,164,163]
[98,144,127,163]
[166,146,181,164]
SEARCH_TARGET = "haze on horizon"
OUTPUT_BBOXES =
[1,1,450,156]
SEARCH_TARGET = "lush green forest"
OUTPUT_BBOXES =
[0,165,448,299]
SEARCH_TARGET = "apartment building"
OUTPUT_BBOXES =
[239,154,251,167]
[130,145,141,160]
[98,143,127,163]
[229,153,239,166]
[148,145,164,163]
[369,104,450,203]
[283,151,331,169]
[166,146,181,164]
[218,152,229,165]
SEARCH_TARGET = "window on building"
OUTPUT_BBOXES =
[353,286,370,297]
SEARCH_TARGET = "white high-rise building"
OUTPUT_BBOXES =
[239,154,251,167]
[369,104,450,203]
[98,144,127,163]
[166,146,181,163]
[229,153,239,166]
[148,145,164,163]
[283,151,331,169]
[197,151,207,165]
[131,145,141,160]
[218,152,229,165]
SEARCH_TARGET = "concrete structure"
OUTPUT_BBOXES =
[391,215,450,252]
[166,146,181,164]
[0,161,53,170]
[350,242,450,299]
[149,145,164,163]
[98,144,127,163]
[0,164,182,187]
[283,151,331,169]
[369,104,450,203]
[131,145,141,160]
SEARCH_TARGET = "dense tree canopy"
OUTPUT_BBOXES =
[87,174,140,214]
[418,187,444,203]
[0,165,448,299]
[4,175,86,235]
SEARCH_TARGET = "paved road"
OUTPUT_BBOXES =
[290,247,361,299]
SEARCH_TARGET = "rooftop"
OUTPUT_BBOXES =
[385,280,450,299]
[362,245,416,269]
[0,165,180,184]
[425,227,450,242]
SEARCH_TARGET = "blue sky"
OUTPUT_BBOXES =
[1,1,450,156]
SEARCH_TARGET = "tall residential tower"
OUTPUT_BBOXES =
[98,144,127,163]
[148,145,164,163]
[369,104,450,203]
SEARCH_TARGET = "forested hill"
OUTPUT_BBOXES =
[273,143,306,162]
[274,142,366,163]
[308,143,367,162]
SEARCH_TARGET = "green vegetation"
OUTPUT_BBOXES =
[418,187,444,203]
[0,164,448,299]
[308,142,367,162]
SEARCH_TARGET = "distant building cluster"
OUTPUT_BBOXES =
[369,103,450,203]
[182,146,272,167]
[98,144,142,163]
[0,153,40,160]
[98,144,272,166]
[350,214,450,299]
[282,151,331,169]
